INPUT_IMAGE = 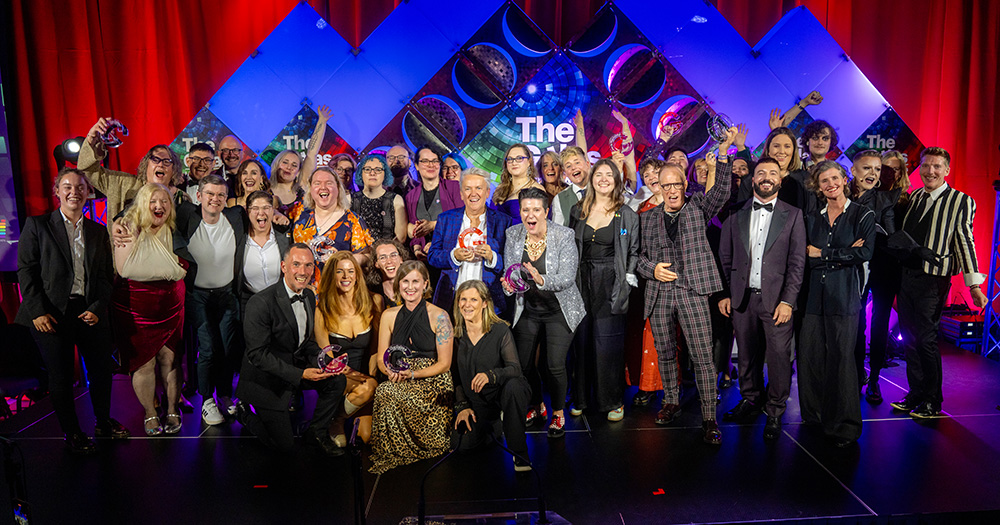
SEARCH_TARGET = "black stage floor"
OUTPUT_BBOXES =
[3,343,1000,525]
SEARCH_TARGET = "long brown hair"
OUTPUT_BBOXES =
[317,251,374,332]
[763,127,803,173]
[234,159,271,198]
[493,143,538,205]
[579,158,625,219]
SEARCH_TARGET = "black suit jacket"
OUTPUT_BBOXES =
[172,202,247,293]
[235,281,322,410]
[719,199,806,313]
[15,211,113,325]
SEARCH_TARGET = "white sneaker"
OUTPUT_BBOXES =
[202,399,225,425]
[219,396,237,417]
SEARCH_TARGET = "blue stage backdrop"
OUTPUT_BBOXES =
[161,0,924,188]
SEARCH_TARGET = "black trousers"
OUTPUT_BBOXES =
[710,290,734,378]
[731,292,793,418]
[896,268,951,408]
[799,313,862,441]
[513,315,572,411]
[853,281,873,381]
[30,296,114,435]
[868,258,902,382]
[243,375,346,452]
[572,312,626,412]
[453,376,531,455]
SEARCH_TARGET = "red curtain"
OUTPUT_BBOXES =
[8,0,999,302]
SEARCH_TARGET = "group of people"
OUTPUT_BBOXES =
[15,99,986,471]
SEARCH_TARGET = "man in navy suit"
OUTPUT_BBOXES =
[718,157,806,439]
[428,168,511,313]
[16,169,130,454]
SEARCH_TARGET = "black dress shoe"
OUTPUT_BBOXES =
[94,418,131,439]
[654,404,681,425]
[763,417,781,440]
[304,429,345,457]
[890,398,920,412]
[702,420,722,445]
[910,402,942,419]
[65,433,97,455]
[723,399,761,422]
[632,390,654,407]
[865,382,883,404]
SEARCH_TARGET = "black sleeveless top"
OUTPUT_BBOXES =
[391,300,438,359]
[329,328,372,372]
[351,190,396,240]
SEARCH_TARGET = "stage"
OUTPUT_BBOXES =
[2,342,1000,525]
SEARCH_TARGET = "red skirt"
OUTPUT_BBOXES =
[112,278,185,373]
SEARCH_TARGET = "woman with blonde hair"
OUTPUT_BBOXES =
[270,149,303,214]
[112,183,188,435]
[287,166,373,273]
[536,151,566,199]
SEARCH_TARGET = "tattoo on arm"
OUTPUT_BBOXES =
[435,312,453,346]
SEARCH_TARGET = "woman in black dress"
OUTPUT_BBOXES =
[799,160,875,447]
[370,260,454,474]
[350,153,407,242]
[568,159,640,421]
[452,280,532,471]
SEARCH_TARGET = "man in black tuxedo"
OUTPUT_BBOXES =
[234,243,346,455]
[15,169,130,454]
[718,157,806,439]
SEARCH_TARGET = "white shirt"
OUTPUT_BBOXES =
[450,210,497,287]
[748,197,776,289]
[244,230,281,293]
[283,280,307,346]
[187,217,236,289]
[60,210,86,296]
[552,183,587,226]
[185,184,201,205]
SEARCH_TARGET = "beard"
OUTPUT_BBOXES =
[753,180,779,199]
[390,165,414,189]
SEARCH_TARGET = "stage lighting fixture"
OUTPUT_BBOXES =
[53,136,85,169]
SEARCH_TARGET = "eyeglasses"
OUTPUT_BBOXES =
[332,167,349,175]
[387,154,408,163]
[377,252,401,262]
[220,148,242,156]
[661,182,685,191]
[188,156,213,165]
[149,155,174,166]
[362,167,385,175]
[418,158,441,166]
[248,205,273,213]
[443,165,461,174]
[506,155,529,164]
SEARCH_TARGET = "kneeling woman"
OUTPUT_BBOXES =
[112,183,188,435]
[452,280,531,471]
[370,260,454,474]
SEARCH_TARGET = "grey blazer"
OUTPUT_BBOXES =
[504,220,585,332]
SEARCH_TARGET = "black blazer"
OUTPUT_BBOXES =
[235,281,323,410]
[569,203,641,315]
[15,211,113,326]
[172,202,247,293]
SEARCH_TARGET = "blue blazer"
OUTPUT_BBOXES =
[428,206,511,313]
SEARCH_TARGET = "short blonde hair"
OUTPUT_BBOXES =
[303,167,351,210]
[124,183,175,232]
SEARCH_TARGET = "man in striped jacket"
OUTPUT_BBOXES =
[891,147,987,419]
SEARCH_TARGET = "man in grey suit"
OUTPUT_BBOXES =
[718,157,806,439]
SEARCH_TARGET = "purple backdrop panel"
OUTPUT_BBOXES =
[312,55,406,151]
[615,0,715,51]
[359,1,456,101]
[209,55,303,154]
[168,107,241,174]
[410,0,506,48]
[843,108,924,174]
[755,6,843,100]
[410,55,504,149]
[707,59,794,148]
[254,3,352,101]
[806,58,889,154]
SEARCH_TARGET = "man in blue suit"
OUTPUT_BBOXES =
[428,167,512,314]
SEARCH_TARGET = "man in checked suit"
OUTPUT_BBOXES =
[235,243,346,455]
[718,157,806,440]
[891,147,987,418]
[637,128,735,445]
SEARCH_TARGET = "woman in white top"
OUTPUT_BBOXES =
[112,183,188,436]
[239,190,289,315]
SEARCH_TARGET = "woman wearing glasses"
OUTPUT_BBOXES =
[492,144,545,225]
[404,146,462,259]
[79,118,190,227]
[350,153,407,243]
[442,152,468,182]
[239,190,290,315]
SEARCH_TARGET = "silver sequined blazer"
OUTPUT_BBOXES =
[504,220,585,332]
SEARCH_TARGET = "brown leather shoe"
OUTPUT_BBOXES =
[702,420,722,445]
[654,404,681,425]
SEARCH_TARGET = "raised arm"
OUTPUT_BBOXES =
[612,109,637,191]
[79,119,143,197]
[573,109,588,153]
[299,105,333,190]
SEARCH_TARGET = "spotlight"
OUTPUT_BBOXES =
[53,136,86,169]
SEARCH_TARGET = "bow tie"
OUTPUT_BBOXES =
[753,202,774,212]
[290,294,305,304]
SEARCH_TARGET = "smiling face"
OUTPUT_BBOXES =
[919,154,949,191]
[641,166,661,196]
[732,158,749,177]
[310,170,339,209]
[336,159,355,190]
[666,150,689,172]
[57,172,89,214]
[540,153,562,184]
[145,147,175,186]
[247,195,274,234]
[807,127,833,159]
[398,269,428,305]
[563,154,589,187]
[692,159,708,185]
[361,159,385,189]
[374,243,402,280]
[282,247,315,293]
[591,164,616,198]
[752,161,781,200]
[276,153,300,184]
[149,189,171,228]
[333,257,357,295]
[241,163,263,194]
[186,151,215,181]
[458,287,485,324]
[768,134,795,171]
[442,158,462,181]
[520,198,548,237]
[659,166,687,212]
[462,174,489,215]
[415,148,441,183]
[851,156,882,193]
[218,136,242,171]
[506,146,531,178]
[198,183,228,215]
[818,167,847,201]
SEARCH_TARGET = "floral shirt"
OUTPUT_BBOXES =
[288,202,373,271]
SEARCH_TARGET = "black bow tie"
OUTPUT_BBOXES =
[753,202,774,212]
[290,294,304,304]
